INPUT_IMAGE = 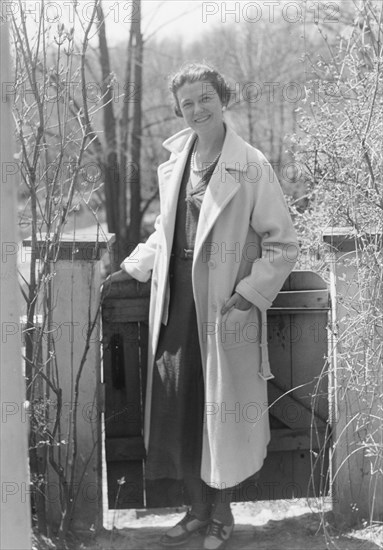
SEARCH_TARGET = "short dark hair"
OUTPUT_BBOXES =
[169,62,232,117]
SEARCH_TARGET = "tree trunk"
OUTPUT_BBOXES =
[97,3,121,249]
[127,0,143,249]
[118,30,134,262]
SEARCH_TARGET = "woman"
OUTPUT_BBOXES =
[106,63,298,549]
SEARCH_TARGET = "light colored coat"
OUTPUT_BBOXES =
[121,124,298,488]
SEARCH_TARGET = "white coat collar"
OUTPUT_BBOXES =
[162,123,248,171]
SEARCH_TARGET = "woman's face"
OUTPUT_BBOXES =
[176,80,224,137]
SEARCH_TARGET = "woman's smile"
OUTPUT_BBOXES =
[176,81,224,137]
[194,114,211,123]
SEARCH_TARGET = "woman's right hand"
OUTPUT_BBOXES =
[101,269,133,295]
[108,269,133,283]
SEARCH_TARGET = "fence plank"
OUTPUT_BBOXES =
[272,290,329,310]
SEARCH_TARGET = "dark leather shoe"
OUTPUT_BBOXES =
[203,518,234,549]
[160,510,210,547]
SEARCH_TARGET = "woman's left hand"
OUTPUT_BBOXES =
[221,292,252,314]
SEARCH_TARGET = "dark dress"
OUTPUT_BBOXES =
[145,150,218,482]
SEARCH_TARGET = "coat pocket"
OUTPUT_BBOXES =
[220,306,260,350]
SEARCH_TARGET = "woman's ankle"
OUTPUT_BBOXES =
[211,503,233,526]
[190,503,212,521]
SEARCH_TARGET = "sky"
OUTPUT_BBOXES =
[94,0,326,45]
[137,1,213,44]
[13,1,218,44]
[12,0,339,47]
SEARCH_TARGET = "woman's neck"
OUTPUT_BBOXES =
[194,124,226,162]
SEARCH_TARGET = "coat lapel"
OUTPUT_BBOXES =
[158,124,248,261]
[194,126,248,260]
[193,166,240,260]
[158,129,195,257]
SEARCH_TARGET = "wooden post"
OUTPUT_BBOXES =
[323,228,383,527]
[23,231,114,533]
[0,20,32,550]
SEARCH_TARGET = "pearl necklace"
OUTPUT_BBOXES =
[191,140,222,173]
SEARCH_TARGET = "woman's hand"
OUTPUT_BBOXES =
[221,292,252,315]
[101,269,132,295]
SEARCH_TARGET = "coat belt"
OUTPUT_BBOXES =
[259,309,274,381]
[171,248,194,260]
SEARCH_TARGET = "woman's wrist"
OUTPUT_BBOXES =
[102,269,133,292]
[112,269,133,281]
[221,292,252,314]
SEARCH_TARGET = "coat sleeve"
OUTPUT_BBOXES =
[120,215,161,282]
[235,150,299,311]
[119,150,178,282]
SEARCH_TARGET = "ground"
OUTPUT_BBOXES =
[33,500,382,550]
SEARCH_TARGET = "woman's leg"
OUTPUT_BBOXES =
[184,476,213,520]
[201,485,236,550]
[210,485,235,525]
[184,477,236,524]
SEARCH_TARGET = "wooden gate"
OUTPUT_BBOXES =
[101,270,330,508]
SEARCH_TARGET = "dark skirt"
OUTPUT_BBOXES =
[145,254,204,480]
[145,146,218,482]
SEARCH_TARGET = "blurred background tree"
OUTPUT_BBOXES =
[15,0,354,267]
